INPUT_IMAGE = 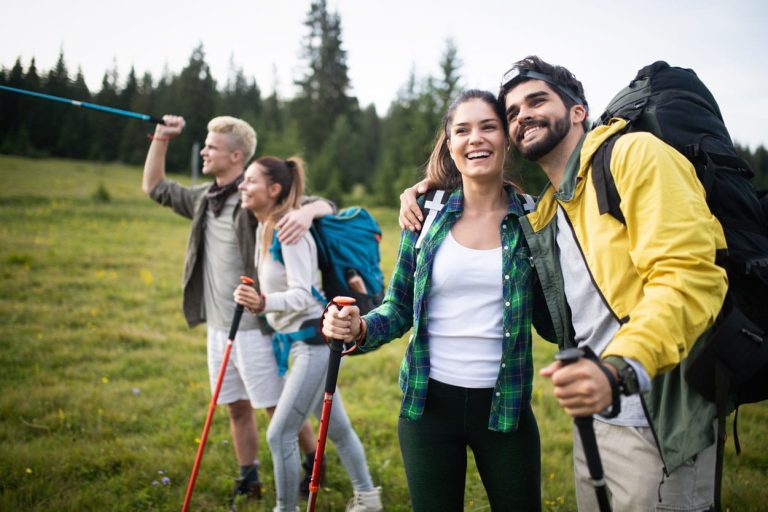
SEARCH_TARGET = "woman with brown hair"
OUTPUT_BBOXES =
[323,90,552,511]
[234,156,382,512]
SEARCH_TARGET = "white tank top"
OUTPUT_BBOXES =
[428,231,503,388]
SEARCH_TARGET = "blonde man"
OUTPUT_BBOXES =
[142,115,333,502]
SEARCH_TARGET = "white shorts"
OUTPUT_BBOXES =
[206,327,283,409]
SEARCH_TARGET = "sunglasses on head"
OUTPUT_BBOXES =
[500,66,583,106]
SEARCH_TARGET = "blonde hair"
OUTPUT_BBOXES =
[207,116,257,161]
[254,156,306,256]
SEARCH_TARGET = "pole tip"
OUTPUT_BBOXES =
[332,296,356,307]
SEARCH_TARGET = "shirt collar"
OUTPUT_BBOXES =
[553,133,586,202]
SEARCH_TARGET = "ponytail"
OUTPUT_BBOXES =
[255,156,306,256]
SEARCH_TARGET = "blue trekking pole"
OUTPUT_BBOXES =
[0,85,166,124]
[556,348,612,512]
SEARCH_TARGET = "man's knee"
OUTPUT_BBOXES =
[228,400,255,423]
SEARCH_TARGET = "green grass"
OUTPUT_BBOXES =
[0,154,765,511]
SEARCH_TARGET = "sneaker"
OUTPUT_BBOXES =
[229,477,263,511]
[346,486,383,512]
[299,457,325,499]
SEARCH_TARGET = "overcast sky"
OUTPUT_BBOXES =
[1,0,766,148]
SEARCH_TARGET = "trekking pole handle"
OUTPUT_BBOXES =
[228,276,255,340]
[321,296,357,391]
[322,296,358,354]
[555,347,585,366]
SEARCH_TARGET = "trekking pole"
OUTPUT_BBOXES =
[307,296,358,512]
[0,84,166,124]
[181,276,255,512]
[556,348,612,512]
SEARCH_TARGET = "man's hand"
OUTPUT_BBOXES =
[143,114,185,194]
[540,358,616,417]
[398,179,431,231]
[322,304,361,342]
[276,208,314,245]
[154,115,185,140]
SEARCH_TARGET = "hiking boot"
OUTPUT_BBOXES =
[229,477,263,511]
[346,486,383,512]
[299,456,325,498]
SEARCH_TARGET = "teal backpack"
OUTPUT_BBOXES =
[310,207,385,315]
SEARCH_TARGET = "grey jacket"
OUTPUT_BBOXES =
[149,178,333,328]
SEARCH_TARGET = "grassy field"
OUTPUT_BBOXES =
[0,154,765,511]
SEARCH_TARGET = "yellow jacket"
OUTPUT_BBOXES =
[525,118,728,379]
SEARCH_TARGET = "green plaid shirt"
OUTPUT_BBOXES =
[362,185,539,432]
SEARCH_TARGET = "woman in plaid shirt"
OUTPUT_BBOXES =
[323,90,552,511]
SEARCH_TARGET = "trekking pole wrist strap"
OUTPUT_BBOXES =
[595,361,621,419]
[354,318,367,343]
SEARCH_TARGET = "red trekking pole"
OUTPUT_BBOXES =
[307,296,358,512]
[181,276,255,512]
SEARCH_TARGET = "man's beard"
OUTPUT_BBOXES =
[515,113,571,162]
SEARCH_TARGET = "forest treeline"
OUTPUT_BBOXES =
[1,0,766,205]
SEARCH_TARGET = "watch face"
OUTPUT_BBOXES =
[620,366,639,395]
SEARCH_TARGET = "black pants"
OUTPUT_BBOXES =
[398,379,541,512]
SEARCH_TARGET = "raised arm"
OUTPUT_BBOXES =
[142,115,186,195]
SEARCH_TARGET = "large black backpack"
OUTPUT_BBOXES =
[591,61,768,511]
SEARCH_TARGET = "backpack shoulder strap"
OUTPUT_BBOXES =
[415,189,448,249]
[591,134,626,225]
[517,192,536,213]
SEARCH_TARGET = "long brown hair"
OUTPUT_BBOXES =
[254,156,305,256]
[425,89,520,191]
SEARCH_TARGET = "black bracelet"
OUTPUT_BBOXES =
[595,362,621,419]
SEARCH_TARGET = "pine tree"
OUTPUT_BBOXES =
[172,44,217,172]
[89,64,121,160]
[0,58,27,152]
[32,50,72,154]
[56,68,92,158]
[119,68,156,164]
[374,71,442,206]
[221,56,262,127]
[435,39,463,113]
[293,0,356,159]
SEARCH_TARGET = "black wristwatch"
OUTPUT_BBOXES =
[602,356,640,396]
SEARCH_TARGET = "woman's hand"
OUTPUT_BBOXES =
[322,304,362,342]
[233,284,265,314]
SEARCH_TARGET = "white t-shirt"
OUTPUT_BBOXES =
[427,231,504,389]
[202,194,259,331]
